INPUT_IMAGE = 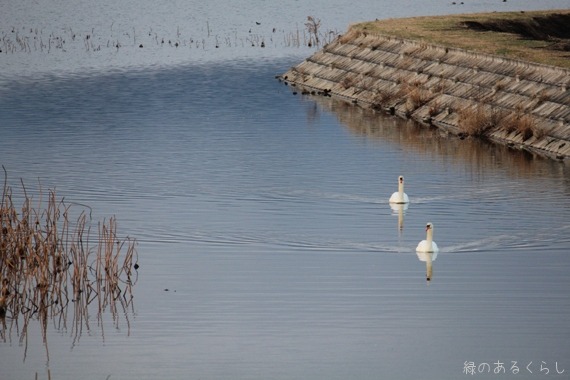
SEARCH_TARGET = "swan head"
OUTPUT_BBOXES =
[425,222,433,232]
[398,176,404,184]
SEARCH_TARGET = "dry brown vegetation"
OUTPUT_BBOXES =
[353,10,570,69]
[338,29,365,44]
[340,74,357,89]
[458,106,500,137]
[457,105,543,140]
[0,167,138,361]
[372,89,398,107]
[428,100,442,117]
[405,86,432,110]
[500,112,539,140]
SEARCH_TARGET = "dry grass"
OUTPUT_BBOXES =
[372,89,398,108]
[340,74,357,89]
[428,100,442,117]
[0,167,138,361]
[397,79,434,113]
[338,29,365,44]
[353,10,570,69]
[458,106,503,137]
[407,87,432,110]
[500,112,539,140]
[368,78,436,113]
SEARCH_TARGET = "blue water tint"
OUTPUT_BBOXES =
[1,1,570,379]
[2,0,569,77]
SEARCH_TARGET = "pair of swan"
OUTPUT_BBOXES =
[389,176,439,249]
[389,176,438,282]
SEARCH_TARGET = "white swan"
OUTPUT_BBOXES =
[389,176,409,204]
[416,222,439,253]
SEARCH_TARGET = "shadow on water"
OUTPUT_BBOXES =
[0,169,139,363]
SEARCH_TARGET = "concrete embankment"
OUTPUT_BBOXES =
[279,30,570,160]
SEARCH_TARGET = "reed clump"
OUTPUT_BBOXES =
[458,105,503,137]
[340,74,357,89]
[1,19,339,56]
[372,89,398,107]
[0,167,138,361]
[397,79,434,114]
[500,112,538,141]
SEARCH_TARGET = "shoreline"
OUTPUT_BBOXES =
[278,10,570,161]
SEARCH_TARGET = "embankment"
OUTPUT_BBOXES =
[278,27,570,160]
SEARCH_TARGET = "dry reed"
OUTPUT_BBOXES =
[1,20,338,55]
[371,89,398,108]
[458,105,504,137]
[340,74,357,89]
[500,112,538,140]
[397,79,434,113]
[0,167,138,361]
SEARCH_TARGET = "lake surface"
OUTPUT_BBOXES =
[1,1,570,379]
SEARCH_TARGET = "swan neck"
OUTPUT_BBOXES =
[398,181,404,195]
[426,228,433,246]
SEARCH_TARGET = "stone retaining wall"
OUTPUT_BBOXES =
[279,31,570,160]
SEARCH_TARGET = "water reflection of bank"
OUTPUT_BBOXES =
[306,94,570,180]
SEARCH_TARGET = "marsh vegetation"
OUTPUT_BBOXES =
[0,167,138,361]
[0,17,339,56]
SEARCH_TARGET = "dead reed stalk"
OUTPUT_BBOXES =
[500,112,538,140]
[397,79,434,114]
[0,167,138,361]
[458,105,504,137]
[305,16,321,47]
[371,89,398,108]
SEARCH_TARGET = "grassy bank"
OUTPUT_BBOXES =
[353,9,570,69]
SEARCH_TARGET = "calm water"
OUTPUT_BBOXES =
[1,1,570,379]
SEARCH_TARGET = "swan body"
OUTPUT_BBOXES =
[416,223,439,282]
[389,176,409,204]
[416,240,439,253]
[416,222,439,253]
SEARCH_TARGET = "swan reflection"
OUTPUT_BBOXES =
[416,250,438,283]
[390,202,408,232]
